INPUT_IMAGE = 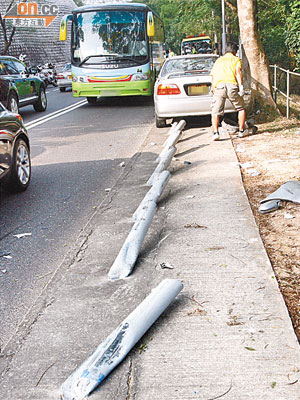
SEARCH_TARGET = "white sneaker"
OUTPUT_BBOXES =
[213,132,220,141]
[238,130,245,138]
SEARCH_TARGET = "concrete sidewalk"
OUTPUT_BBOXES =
[1,120,300,399]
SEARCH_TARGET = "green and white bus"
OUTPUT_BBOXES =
[59,1,165,103]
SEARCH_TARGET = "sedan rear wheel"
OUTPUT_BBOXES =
[155,113,167,128]
[59,87,66,92]
[3,139,31,192]
[7,93,19,114]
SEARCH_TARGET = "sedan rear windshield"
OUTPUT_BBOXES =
[161,56,217,77]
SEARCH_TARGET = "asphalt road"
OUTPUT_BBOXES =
[0,87,155,348]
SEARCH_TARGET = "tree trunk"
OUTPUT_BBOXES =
[0,0,22,55]
[0,13,16,55]
[237,0,276,108]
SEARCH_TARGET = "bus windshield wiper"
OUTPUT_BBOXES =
[79,54,119,67]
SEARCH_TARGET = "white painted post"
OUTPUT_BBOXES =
[108,201,157,280]
[133,171,170,221]
[156,120,186,164]
[147,146,177,186]
[61,279,184,400]
[274,65,277,103]
[286,69,290,119]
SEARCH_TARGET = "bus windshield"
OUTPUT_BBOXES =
[72,10,148,67]
[181,38,212,55]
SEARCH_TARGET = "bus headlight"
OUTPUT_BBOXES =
[131,73,149,81]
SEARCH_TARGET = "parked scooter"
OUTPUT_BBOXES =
[29,65,49,87]
[41,63,58,87]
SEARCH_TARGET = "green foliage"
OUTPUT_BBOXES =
[285,0,300,70]
[138,0,290,66]
[138,0,228,53]
[257,0,289,68]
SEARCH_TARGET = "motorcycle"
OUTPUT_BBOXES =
[41,63,58,87]
[29,65,49,87]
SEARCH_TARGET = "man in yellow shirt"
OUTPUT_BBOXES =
[210,42,246,141]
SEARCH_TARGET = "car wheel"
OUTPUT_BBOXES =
[59,87,66,92]
[3,139,31,192]
[7,93,19,114]
[87,97,98,104]
[155,113,167,128]
[33,86,47,112]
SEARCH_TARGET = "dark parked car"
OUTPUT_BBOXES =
[0,56,47,114]
[0,102,31,192]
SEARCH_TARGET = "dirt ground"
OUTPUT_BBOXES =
[231,110,300,342]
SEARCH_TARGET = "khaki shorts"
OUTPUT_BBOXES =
[211,83,245,116]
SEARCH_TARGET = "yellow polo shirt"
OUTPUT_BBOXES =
[210,53,242,89]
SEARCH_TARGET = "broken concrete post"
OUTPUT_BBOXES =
[156,120,186,164]
[61,279,183,400]
[260,180,300,204]
[164,120,186,146]
[258,200,282,214]
[108,201,157,280]
[156,135,181,164]
[147,146,177,186]
[133,171,171,221]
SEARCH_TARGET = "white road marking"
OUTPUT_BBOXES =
[26,100,87,130]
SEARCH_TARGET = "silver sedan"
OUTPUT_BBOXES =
[57,63,72,92]
[154,54,236,127]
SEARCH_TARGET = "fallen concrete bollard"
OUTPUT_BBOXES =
[133,171,170,221]
[156,135,182,164]
[155,120,186,164]
[108,201,157,280]
[258,199,282,214]
[147,146,177,186]
[163,120,186,150]
[163,129,183,150]
[61,279,183,400]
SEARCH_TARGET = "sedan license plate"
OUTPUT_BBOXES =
[187,84,210,96]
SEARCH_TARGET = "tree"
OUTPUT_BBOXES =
[139,0,226,53]
[284,0,300,70]
[0,0,17,55]
[237,0,276,107]
[257,0,288,68]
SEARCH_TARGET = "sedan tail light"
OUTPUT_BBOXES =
[157,84,181,95]
[57,74,64,79]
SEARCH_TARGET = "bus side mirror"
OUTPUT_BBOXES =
[59,14,72,41]
[147,12,155,37]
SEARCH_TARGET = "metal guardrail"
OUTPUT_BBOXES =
[270,64,300,119]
